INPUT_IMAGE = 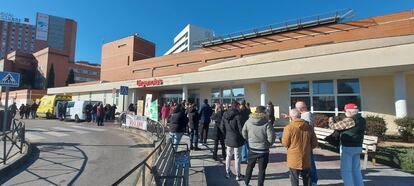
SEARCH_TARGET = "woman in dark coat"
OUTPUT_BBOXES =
[222,101,245,180]
[211,103,226,160]
[168,104,188,150]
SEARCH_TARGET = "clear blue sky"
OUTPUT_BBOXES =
[2,0,414,64]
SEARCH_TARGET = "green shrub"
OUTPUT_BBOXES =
[395,117,414,142]
[313,114,329,128]
[377,147,414,174]
[365,115,387,139]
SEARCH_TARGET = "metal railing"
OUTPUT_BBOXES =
[193,9,355,47]
[1,119,26,164]
[113,119,166,186]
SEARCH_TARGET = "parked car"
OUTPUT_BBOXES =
[65,100,101,122]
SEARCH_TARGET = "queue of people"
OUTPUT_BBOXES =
[8,102,38,120]
[84,102,117,126]
[163,98,366,186]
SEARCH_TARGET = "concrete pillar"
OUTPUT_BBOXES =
[260,81,268,106]
[131,89,137,105]
[394,72,407,118]
[182,85,188,101]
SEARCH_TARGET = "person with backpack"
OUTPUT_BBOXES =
[242,106,275,186]
[222,101,245,181]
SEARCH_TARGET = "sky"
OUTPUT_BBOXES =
[1,0,414,64]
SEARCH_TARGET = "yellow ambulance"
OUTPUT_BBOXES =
[36,95,72,119]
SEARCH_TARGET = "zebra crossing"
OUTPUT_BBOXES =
[25,125,107,142]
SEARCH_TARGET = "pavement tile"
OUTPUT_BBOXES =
[180,132,414,186]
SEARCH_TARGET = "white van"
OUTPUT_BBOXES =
[65,100,101,122]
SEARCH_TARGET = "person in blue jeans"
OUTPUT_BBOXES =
[329,103,366,186]
[239,100,251,162]
[187,103,200,150]
[168,104,188,150]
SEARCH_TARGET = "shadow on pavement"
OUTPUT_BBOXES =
[0,142,88,186]
[205,165,239,186]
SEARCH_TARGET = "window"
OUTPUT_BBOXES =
[210,87,245,104]
[290,81,309,95]
[290,79,361,116]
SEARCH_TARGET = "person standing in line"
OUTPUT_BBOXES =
[19,104,25,119]
[295,101,318,186]
[222,101,245,181]
[211,103,226,161]
[187,102,200,150]
[85,102,92,122]
[242,106,275,186]
[128,103,135,113]
[111,104,117,120]
[24,104,31,119]
[169,102,176,117]
[168,104,188,150]
[161,103,170,126]
[199,99,213,145]
[282,109,318,186]
[97,103,105,126]
[329,103,366,186]
[91,103,97,123]
[9,102,18,118]
[266,101,275,126]
[30,102,38,119]
[239,100,251,163]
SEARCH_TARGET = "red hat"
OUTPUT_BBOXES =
[344,103,358,110]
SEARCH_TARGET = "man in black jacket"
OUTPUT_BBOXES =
[199,99,212,145]
[187,103,200,150]
[212,103,225,160]
[168,104,188,150]
[222,101,245,181]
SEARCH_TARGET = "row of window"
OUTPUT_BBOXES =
[211,87,245,104]
[290,79,361,116]
[71,68,99,76]
[75,76,97,82]
[208,78,361,116]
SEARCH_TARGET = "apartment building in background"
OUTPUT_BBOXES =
[0,11,99,105]
[164,24,214,55]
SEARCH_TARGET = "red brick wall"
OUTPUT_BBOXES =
[100,10,414,82]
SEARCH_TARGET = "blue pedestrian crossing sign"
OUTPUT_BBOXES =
[0,71,20,87]
[120,86,128,95]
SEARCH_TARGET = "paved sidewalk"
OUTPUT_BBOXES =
[0,137,27,169]
[184,135,414,186]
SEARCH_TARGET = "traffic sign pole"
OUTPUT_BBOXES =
[2,87,9,164]
[123,95,125,112]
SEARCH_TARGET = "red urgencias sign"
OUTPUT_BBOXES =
[136,79,163,87]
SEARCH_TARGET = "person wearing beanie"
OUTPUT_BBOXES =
[329,103,366,186]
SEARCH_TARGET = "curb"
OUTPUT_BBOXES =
[0,141,33,178]
[117,127,156,145]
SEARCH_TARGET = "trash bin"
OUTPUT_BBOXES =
[0,110,13,131]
